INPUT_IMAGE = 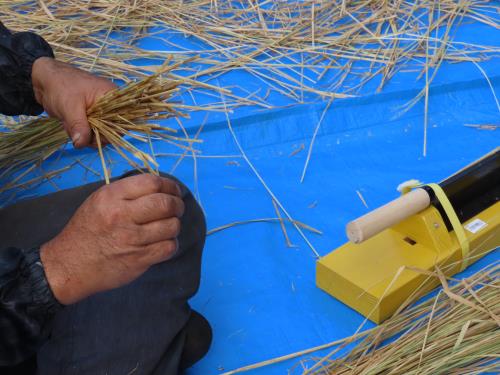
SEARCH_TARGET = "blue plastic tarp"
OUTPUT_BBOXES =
[3,10,500,375]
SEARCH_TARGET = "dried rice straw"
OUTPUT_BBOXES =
[0,59,199,185]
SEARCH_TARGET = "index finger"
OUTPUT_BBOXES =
[110,174,181,200]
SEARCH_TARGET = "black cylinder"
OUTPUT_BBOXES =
[422,148,499,230]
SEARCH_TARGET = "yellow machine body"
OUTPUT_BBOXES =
[316,201,499,323]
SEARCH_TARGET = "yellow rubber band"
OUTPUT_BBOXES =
[398,179,423,195]
[426,183,470,271]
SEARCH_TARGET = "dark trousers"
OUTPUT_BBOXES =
[0,171,206,375]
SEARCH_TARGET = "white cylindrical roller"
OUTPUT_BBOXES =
[346,188,431,244]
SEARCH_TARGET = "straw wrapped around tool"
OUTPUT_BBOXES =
[0,60,195,187]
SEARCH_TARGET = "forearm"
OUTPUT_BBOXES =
[0,247,62,366]
[0,21,53,116]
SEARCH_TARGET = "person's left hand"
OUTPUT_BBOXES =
[31,57,117,148]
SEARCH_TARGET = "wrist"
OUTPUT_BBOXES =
[40,239,79,305]
[31,56,55,106]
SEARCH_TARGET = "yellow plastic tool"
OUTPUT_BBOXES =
[317,149,499,323]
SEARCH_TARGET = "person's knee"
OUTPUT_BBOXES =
[179,187,206,254]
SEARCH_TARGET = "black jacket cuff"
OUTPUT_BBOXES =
[20,247,63,316]
[11,32,54,116]
[0,247,62,366]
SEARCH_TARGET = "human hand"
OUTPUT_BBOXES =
[31,57,117,148]
[40,174,185,305]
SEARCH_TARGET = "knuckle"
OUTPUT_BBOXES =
[158,195,174,214]
[89,190,109,216]
[92,186,107,200]
[70,118,86,128]
[117,229,134,245]
[177,199,186,217]
[104,80,118,90]
[133,226,147,245]
[96,184,113,202]
[104,204,124,227]
[164,241,177,257]
[169,218,181,237]
[109,206,121,222]
[141,174,162,193]
[87,189,102,206]
[142,242,176,265]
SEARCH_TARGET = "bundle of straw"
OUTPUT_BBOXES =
[0,61,195,186]
[84,62,193,183]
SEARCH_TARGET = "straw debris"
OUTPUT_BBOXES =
[0,1,497,182]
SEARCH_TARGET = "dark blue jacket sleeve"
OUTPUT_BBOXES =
[0,247,62,366]
[0,22,61,367]
[0,21,54,116]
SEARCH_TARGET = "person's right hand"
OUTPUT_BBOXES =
[40,174,185,305]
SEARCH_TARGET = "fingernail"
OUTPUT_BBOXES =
[176,184,182,197]
[72,133,81,146]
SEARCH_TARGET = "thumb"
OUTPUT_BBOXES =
[63,104,92,149]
